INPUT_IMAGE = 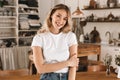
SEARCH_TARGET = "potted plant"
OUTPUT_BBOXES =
[103,53,112,75]
[115,55,120,66]
[115,55,120,78]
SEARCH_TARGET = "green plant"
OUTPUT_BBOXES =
[115,55,120,66]
[103,53,112,66]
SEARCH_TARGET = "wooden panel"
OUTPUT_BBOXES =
[87,65,106,72]
[0,72,118,80]
[28,51,37,75]
[0,69,29,76]
[76,72,117,80]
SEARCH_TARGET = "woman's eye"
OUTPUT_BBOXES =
[56,15,60,18]
[56,14,67,21]
[64,18,67,21]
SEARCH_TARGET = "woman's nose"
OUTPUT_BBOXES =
[59,18,64,24]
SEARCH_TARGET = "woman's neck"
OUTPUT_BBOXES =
[50,28,60,34]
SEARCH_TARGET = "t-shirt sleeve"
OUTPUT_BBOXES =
[67,32,78,47]
[31,34,43,48]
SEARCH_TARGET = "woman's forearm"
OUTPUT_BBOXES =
[68,67,77,80]
[34,60,69,74]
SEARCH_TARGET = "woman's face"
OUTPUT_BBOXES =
[51,9,68,32]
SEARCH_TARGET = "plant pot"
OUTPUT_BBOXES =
[117,66,120,78]
[106,65,110,76]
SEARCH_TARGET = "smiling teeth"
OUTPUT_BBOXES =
[56,23,60,26]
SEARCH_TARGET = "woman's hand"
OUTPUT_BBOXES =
[67,54,79,67]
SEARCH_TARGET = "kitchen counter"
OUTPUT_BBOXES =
[0,72,118,80]
[79,42,120,47]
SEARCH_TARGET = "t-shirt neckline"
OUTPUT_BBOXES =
[49,32,62,37]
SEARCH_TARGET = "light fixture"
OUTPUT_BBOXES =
[72,0,83,16]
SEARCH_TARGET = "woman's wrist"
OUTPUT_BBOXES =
[66,60,71,67]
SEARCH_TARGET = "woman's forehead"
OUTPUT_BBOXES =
[54,9,68,16]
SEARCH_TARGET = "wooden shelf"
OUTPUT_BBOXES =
[0,36,16,39]
[19,29,38,32]
[0,16,16,18]
[19,13,38,15]
[3,6,16,8]
[82,7,120,10]
[87,21,120,23]
[0,26,16,28]
[19,6,38,9]
[19,36,33,39]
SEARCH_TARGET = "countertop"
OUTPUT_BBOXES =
[79,42,120,48]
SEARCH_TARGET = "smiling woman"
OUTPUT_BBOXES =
[31,4,79,80]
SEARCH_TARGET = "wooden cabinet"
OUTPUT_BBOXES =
[77,43,101,71]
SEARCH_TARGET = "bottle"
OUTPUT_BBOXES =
[107,12,114,21]
[90,27,101,43]
[119,33,120,39]
[107,0,115,7]
[96,0,100,8]
[0,1,3,7]
[84,33,89,43]
[107,0,110,7]
[3,0,8,5]
[89,0,96,8]
[106,65,111,76]
[79,34,84,43]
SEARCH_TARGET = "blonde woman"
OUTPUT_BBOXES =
[31,4,79,80]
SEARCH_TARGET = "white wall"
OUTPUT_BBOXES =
[39,0,120,43]
[39,0,63,24]
[39,0,51,24]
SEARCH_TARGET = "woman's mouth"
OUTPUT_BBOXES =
[56,22,63,28]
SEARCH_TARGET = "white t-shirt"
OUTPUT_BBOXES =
[31,31,77,73]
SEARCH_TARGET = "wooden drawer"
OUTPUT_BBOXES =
[78,44,101,58]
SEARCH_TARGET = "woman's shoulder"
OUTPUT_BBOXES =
[65,31,76,36]
[61,31,76,39]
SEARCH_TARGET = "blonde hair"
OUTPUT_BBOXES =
[37,4,72,34]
